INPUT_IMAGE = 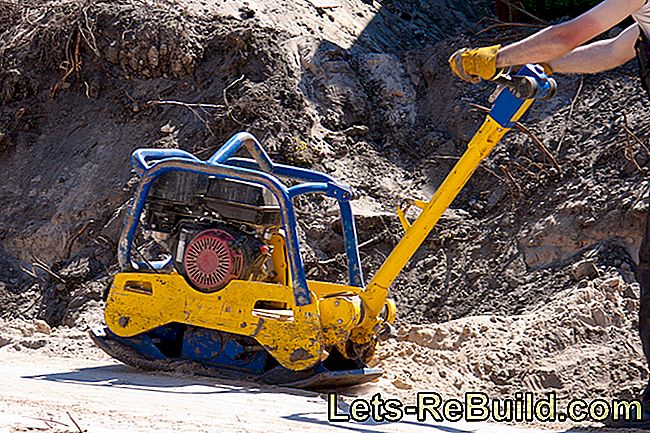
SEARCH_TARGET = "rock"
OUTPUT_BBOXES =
[0,334,12,348]
[0,131,12,151]
[181,53,193,65]
[160,123,175,134]
[602,276,622,289]
[20,339,47,349]
[128,54,139,71]
[57,258,92,283]
[623,284,638,299]
[392,378,412,390]
[571,260,599,281]
[105,43,119,64]
[591,307,610,328]
[171,60,184,76]
[343,125,369,137]
[20,325,35,337]
[147,46,159,68]
[33,319,51,335]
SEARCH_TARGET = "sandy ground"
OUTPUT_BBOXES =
[371,271,646,405]
[0,351,602,433]
[0,317,640,432]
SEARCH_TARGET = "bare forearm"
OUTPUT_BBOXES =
[496,25,579,67]
[549,24,639,73]
[549,42,631,74]
[495,0,645,68]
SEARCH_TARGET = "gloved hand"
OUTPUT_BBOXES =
[448,45,501,83]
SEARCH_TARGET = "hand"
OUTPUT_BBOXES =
[448,45,501,83]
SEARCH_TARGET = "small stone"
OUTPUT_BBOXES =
[105,44,119,64]
[160,123,175,133]
[147,46,159,68]
[129,56,139,71]
[171,60,184,76]
[602,277,621,289]
[592,308,610,328]
[623,284,637,299]
[392,378,412,390]
[571,260,599,281]
[343,125,369,137]
[20,325,35,337]
[0,334,12,348]
[181,53,193,65]
[33,319,51,335]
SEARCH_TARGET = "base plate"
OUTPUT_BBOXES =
[89,326,382,389]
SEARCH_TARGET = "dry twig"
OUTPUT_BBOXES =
[499,0,549,24]
[624,131,645,174]
[223,74,247,125]
[358,233,383,249]
[621,115,650,156]
[556,76,583,153]
[65,219,95,259]
[469,103,562,174]
[147,99,224,136]
[499,164,523,195]
[147,100,225,110]
[31,256,67,285]
[66,412,83,433]
[29,417,69,428]
[50,30,83,99]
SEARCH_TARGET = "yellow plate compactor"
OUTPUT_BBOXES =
[91,65,556,388]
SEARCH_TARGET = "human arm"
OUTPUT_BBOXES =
[449,0,646,81]
[547,24,639,73]
[496,0,645,67]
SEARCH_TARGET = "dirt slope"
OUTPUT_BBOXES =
[1,0,649,425]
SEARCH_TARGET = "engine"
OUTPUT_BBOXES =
[141,171,282,292]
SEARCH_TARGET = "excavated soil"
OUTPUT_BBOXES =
[1,0,650,427]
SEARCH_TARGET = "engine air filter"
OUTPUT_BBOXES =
[183,229,243,292]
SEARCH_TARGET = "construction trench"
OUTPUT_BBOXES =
[0,0,649,431]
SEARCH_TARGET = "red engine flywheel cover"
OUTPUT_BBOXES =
[183,229,244,292]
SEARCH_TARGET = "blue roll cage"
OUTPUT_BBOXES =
[117,132,363,307]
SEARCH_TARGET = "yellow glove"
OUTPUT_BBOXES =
[449,45,501,83]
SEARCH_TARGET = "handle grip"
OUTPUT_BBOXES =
[493,65,557,101]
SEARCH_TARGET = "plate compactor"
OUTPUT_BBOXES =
[91,65,556,388]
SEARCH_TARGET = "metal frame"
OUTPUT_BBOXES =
[118,132,363,307]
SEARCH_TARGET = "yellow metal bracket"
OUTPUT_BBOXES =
[396,198,428,231]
